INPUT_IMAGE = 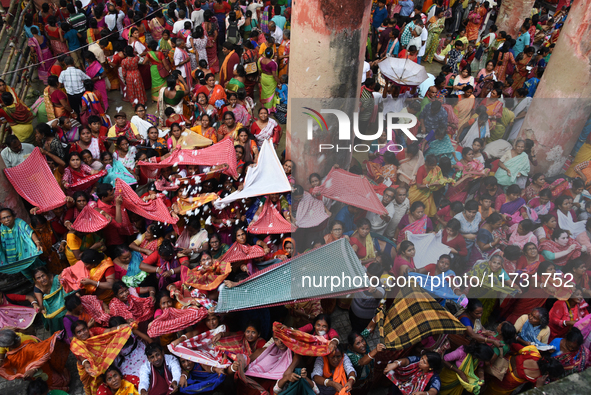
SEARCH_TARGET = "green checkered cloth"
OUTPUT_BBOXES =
[376,285,466,350]
[215,238,367,313]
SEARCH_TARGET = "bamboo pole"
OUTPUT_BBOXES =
[10,46,29,87]
[0,0,19,46]
[2,46,17,76]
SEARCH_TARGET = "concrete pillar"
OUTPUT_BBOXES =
[286,0,373,187]
[517,0,591,176]
[495,0,535,38]
[0,157,29,220]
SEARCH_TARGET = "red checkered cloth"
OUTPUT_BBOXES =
[108,294,155,322]
[80,295,111,326]
[219,242,265,263]
[71,205,111,232]
[154,178,180,191]
[137,139,238,179]
[114,179,179,225]
[3,148,66,213]
[312,168,388,215]
[68,170,107,192]
[248,198,295,235]
[147,307,208,337]
[295,191,330,229]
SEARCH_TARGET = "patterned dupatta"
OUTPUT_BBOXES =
[397,215,428,243]
[386,361,434,395]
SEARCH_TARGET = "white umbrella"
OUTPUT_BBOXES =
[378,57,429,87]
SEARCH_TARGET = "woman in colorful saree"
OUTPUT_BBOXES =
[549,327,590,379]
[234,128,259,163]
[390,240,416,278]
[549,287,588,341]
[33,266,69,333]
[65,226,104,266]
[0,92,35,143]
[250,107,281,147]
[85,52,109,112]
[61,249,116,303]
[540,228,582,267]
[511,47,536,92]
[146,41,171,103]
[440,342,494,395]
[209,233,229,260]
[323,220,349,244]
[481,346,564,395]
[408,154,454,218]
[349,219,378,263]
[62,152,102,196]
[446,147,489,202]
[45,75,74,122]
[0,207,44,280]
[523,173,548,202]
[0,328,70,390]
[70,319,134,395]
[97,365,140,395]
[203,73,226,108]
[383,351,442,395]
[312,344,357,395]
[80,81,110,129]
[465,254,518,325]
[394,201,434,244]
[473,60,496,98]
[259,47,280,113]
[496,184,526,225]
[224,92,252,127]
[28,27,56,84]
[424,8,446,63]
[495,140,531,187]
[425,130,458,164]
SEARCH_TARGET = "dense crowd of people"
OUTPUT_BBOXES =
[0,0,589,395]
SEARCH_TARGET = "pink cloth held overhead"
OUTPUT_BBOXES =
[248,198,295,235]
[114,179,178,225]
[3,148,66,213]
[245,342,293,380]
[71,205,111,233]
[312,168,388,215]
[220,242,265,263]
[137,138,239,179]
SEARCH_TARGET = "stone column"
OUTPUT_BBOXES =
[495,0,535,38]
[517,0,591,176]
[286,0,373,187]
[0,157,28,220]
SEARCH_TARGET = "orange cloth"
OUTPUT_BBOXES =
[322,355,349,395]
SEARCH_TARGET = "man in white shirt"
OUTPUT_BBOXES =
[384,186,410,239]
[138,343,182,394]
[382,81,414,120]
[58,56,90,115]
[88,38,108,64]
[1,135,34,168]
[191,1,205,26]
[172,9,192,35]
[268,21,283,45]
[366,188,396,235]
[174,39,191,79]
[407,26,423,51]
[361,61,371,84]
[105,4,124,38]
[418,20,428,64]
[247,0,264,21]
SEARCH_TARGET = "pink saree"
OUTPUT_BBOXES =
[86,61,109,111]
[0,294,36,330]
[28,36,55,84]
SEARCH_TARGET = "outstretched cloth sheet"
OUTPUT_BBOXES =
[219,242,265,263]
[80,295,111,326]
[215,238,367,313]
[294,191,330,229]
[137,138,238,179]
[3,148,65,213]
[407,231,451,269]
[70,324,133,376]
[72,204,111,233]
[214,140,291,209]
[0,331,69,382]
[273,322,330,357]
[168,325,232,369]
[248,197,295,234]
[311,168,388,215]
[147,307,208,337]
[114,178,178,225]
[175,193,220,216]
[376,286,466,350]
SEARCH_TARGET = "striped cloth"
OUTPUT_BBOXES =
[376,286,466,350]
[114,178,178,225]
[3,148,65,213]
[168,325,232,369]
[70,325,133,377]
[147,307,208,337]
[273,322,330,356]
[137,138,238,179]
[247,197,294,235]
[312,168,388,215]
